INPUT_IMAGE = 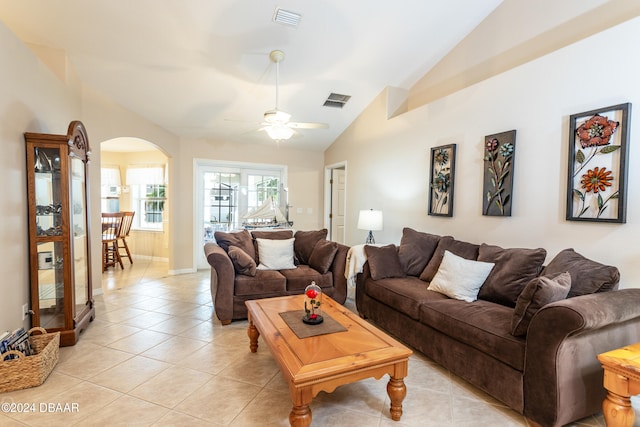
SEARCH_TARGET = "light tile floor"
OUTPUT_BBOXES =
[0,259,616,426]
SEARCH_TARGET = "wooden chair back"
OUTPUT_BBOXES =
[101,212,124,242]
[118,211,135,239]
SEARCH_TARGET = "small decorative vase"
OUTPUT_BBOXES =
[302,281,323,324]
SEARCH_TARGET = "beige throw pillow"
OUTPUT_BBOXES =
[256,237,296,270]
[428,250,494,302]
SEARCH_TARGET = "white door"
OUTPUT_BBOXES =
[330,168,346,243]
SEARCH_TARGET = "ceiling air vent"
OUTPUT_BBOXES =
[323,93,351,109]
[272,8,302,27]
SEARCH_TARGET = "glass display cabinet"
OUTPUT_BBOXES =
[25,121,95,346]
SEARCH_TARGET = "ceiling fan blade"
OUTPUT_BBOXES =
[287,121,329,130]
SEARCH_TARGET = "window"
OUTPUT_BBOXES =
[126,166,166,231]
[248,174,280,211]
[200,164,285,243]
[204,172,240,232]
[100,166,121,212]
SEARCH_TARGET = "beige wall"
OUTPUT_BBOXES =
[0,21,85,330]
[409,0,640,110]
[80,86,180,284]
[326,16,640,289]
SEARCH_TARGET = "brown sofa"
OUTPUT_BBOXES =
[204,228,348,324]
[356,227,640,427]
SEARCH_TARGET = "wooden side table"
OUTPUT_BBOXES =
[597,342,640,427]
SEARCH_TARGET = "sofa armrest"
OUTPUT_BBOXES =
[524,289,640,426]
[203,242,235,323]
[329,243,349,304]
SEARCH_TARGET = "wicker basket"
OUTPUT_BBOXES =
[0,327,60,393]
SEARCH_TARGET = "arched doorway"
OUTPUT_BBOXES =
[100,137,170,270]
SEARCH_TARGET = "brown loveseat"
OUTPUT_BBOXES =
[356,227,640,427]
[204,228,348,324]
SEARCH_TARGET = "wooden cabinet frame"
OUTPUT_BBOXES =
[25,121,95,346]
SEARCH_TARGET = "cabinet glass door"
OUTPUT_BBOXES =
[70,156,89,316]
[34,147,62,237]
[33,145,65,329]
[36,241,65,329]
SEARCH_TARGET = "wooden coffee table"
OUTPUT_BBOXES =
[597,342,640,427]
[246,294,412,427]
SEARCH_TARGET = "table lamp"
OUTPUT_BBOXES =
[358,209,383,244]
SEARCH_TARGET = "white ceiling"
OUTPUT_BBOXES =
[0,0,502,151]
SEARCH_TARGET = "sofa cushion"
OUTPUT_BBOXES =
[308,240,338,274]
[214,229,255,261]
[294,229,328,265]
[477,244,547,308]
[365,277,449,320]
[234,270,286,296]
[542,248,620,297]
[428,250,495,302]
[419,236,479,282]
[251,230,293,240]
[365,244,405,280]
[228,245,257,276]
[256,238,296,270]
[397,228,441,276]
[511,272,571,337]
[280,265,333,291]
[419,299,525,371]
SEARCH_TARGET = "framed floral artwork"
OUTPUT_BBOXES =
[483,130,516,216]
[566,103,631,223]
[428,144,456,217]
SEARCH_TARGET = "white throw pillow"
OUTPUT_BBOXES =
[256,238,296,270]
[428,250,494,302]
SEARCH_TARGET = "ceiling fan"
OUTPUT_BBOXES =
[259,50,328,141]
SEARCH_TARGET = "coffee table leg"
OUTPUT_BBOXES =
[387,376,407,421]
[247,320,259,353]
[602,390,634,427]
[289,404,312,427]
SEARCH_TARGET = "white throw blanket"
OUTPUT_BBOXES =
[345,243,385,287]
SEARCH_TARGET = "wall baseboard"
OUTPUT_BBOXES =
[133,255,169,262]
[168,268,197,275]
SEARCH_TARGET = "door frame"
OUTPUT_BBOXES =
[324,161,347,243]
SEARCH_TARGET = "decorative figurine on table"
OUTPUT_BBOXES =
[303,281,323,324]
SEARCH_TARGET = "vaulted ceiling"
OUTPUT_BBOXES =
[0,1,503,150]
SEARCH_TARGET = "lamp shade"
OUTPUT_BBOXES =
[357,209,383,231]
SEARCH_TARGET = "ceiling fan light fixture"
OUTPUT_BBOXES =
[265,124,294,140]
[264,109,291,124]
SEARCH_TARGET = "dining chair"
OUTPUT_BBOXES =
[117,211,135,264]
[102,212,124,271]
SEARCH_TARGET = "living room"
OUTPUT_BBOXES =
[2,1,640,425]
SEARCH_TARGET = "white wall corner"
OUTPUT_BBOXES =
[386,86,409,119]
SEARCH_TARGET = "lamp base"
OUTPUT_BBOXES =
[302,314,324,325]
[365,231,375,244]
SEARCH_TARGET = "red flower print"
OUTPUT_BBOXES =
[576,114,619,148]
